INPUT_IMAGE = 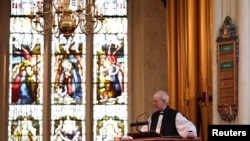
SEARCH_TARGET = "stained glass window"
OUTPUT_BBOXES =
[93,0,128,140]
[50,21,87,140]
[9,0,44,140]
[8,0,127,141]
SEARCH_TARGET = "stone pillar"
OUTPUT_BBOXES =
[212,0,223,124]
[237,0,250,123]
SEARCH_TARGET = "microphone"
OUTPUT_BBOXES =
[130,112,148,131]
[130,121,149,127]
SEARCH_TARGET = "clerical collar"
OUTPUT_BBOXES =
[159,111,164,115]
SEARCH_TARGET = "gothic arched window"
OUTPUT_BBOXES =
[8,0,128,140]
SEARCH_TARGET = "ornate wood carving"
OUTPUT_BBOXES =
[216,16,238,121]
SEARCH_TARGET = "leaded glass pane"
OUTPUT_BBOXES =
[98,18,128,34]
[51,33,87,140]
[93,105,128,141]
[93,0,128,139]
[50,0,88,138]
[95,0,127,16]
[50,34,86,104]
[11,0,36,16]
[9,33,44,103]
[93,33,127,104]
[51,105,86,141]
[9,1,44,140]
[9,105,43,141]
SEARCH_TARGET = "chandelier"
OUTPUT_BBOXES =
[29,0,104,39]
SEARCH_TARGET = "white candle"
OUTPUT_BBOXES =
[36,15,40,22]
[77,0,80,7]
[100,4,103,14]
[89,0,93,5]
[58,0,61,7]
[30,6,34,16]
[92,6,94,19]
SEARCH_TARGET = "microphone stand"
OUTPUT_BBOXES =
[130,112,148,132]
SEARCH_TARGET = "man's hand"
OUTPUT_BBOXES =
[121,136,133,140]
[186,131,195,139]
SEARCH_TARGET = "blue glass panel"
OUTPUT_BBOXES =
[9,1,44,140]
[51,34,86,104]
[93,32,127,104]
[93,2,128,139]
[9,32,44,105]
[51,33,86,140]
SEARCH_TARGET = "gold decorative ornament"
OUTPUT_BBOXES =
[29,0,104,39]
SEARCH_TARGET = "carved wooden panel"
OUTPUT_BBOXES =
[216,16,239,121]
[216,37,239,121]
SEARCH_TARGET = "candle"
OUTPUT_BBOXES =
[77,0,80,7]
[89,0,93,5]
[100,4,103,15]
[91,6,94,19]
[30,6,34,16]
[36,15,40,22]
[58,0,61,7]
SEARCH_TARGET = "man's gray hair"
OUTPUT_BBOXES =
[156,90,169,104]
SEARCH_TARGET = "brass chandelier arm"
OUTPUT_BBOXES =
[92,21,104,34]
[79,19,104,34]
[30,12,55,35]
[29,0,104,39]
[30,20,47,35]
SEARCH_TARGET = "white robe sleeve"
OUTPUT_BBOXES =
[175,112,197,137]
